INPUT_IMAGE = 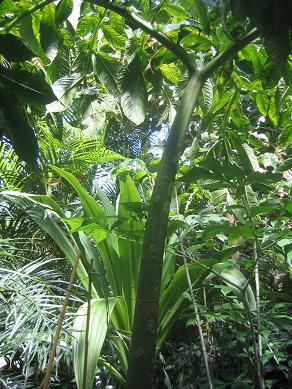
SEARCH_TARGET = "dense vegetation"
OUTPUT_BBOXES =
[0,0,291,388]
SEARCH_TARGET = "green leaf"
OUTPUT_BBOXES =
[181,165,221,183]
[0,90,38,164]
[65,218,109,245]
[158,260,212,347]
[246,172,282,186]
[102,13,127,49]
[278,124,292,146]
[76,14,98,37]
[160,63,180,84]
[275,79,290,113]
[230,133,258,174]
[55,0,73,25]
[256,93,269,116]
[49,165,106,222]
[202,78,213,111]
[118,174,143,324]
[72,298,116,389]
[20,15,46,61]
[163,4,189,19]
[241,143,260,171]
[203,225,253,240]
[0,67,56,105]
[40,4,59,61]
[0,33,35,62]
[193,0,210,31]
[49,73,83,110]
[94,52,121,97]
[49,165,122,295]
[120,55,148,125]
[216,266,256,312]
[102,24,127,49]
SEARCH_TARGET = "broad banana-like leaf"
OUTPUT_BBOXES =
[110,296,131,373]
[72,297,116,389]
[50,166,122,295]
[118,174,143,324]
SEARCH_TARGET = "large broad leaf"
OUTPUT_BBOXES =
[76,14,98,37]
[120,55,148,125]
[40,3,59,61]
[193,0,210,31]
[0,33,35,62]
[118,174,143,324]
[0,66,56,105]
[101,13,127,49]
[50,166,122,295]
[48,73,84,111]
[215,266,257,312]
[55,0,73,25]
[49,165,106,222]
[94,52,121,97]
[72,298,116,389]
[160,63,180,84]
[20,15,47,62]
[0,91,38,164]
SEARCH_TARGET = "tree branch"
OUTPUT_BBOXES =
[1,0,55,32]
[202,28,259,78]
[91,0,195,74]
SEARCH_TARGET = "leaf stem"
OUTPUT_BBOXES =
[83,259,94,389]
[91,0,195,73]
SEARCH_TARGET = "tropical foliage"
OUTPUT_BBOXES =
[0,0,291,388]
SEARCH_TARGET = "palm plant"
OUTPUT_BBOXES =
[0,165,256,388]
[0,253,80,388]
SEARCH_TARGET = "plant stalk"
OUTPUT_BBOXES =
[175,188,213,389]
[91,0,195,73]
[43,250,81,389]
[83,259,94,389]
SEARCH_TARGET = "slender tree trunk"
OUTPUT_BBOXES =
[126,70,205,388]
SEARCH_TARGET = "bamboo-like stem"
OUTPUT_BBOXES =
[254,244,262,358]
[43,250,81,389]
[1,0,55,32]
[83,259,94,389]
[241,189,264,388]
[174,188,213,389]
[244,292,265,389]
[91,0,195,73]
[169,249,246,291]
